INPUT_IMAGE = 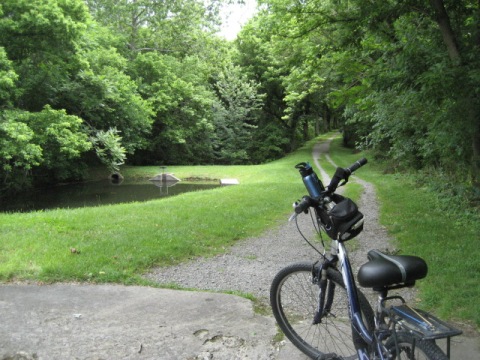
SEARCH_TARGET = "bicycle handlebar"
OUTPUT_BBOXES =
[326,158,367,194]
[294,158,367,214]
[294,196,315,214]
[347,158,368,174]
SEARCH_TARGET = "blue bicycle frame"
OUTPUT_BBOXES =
[336,241,377,359]
[288,158,461,360]
[334,240,462,360]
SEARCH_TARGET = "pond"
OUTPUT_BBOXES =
[0,179,220,213]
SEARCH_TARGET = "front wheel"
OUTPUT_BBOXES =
[386,332,448,360]
[270,262,374,359]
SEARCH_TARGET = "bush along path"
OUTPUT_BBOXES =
[146,138,479,359]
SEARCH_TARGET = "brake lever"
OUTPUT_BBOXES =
[338,173,351,188]
[288,212,297,222]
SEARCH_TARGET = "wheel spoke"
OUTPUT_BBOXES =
[270,262,375,359]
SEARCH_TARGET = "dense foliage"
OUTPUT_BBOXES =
[245,0,479,190]
[0,0,278,195]
[0,0,479,196]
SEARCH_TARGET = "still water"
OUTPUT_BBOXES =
[0,179,219,213]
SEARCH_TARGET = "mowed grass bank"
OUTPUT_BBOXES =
[1,134,478,328]
[0,136,327,284]
[328,138,480,328]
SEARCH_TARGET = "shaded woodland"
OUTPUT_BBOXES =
[0,0,478,198]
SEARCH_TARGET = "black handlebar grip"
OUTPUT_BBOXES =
[327,158,368,194]
[345,158,368,176]
[295,196,313,214]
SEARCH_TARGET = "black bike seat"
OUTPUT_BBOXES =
[357,249,428,289]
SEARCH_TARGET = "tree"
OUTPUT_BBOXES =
[85,0,222,56]
[235,17,297,158]
[253,0,480,186]
[128,52,217,164]
[0,114,42,193]
[90,128,127,174]
[429,0,480,184]
[212,64,264,164]
[0,0,154,153]
[0,0,90,111]
[0,106,91,193]
[60,44,154,154]
[0,47,17,108]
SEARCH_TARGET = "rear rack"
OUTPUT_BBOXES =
[391,304,462,340]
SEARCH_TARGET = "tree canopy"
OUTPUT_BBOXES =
[245,0,479,186]
[0,0,478,195]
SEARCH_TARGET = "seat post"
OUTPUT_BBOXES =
[374,288,388,325]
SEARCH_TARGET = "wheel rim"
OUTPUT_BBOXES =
[275,269,358,358]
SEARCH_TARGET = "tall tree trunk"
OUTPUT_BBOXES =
[472,111,480,187]
[315,116,321,135]
[430,0,480,185]
[289,113,300,151]
[429,0,462,64]
[304,100,311,140]
[303,119,309,141]
[323,104,330,132]
[474,1,480,186]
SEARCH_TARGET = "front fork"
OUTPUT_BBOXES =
[312,260,336,324]
[310,252,377,359]
[312,242,380,357]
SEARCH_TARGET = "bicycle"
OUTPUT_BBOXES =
[270,159,462,360]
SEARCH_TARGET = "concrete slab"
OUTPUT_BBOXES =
[220,179,239,186]
[0,284,477,359]
[0,284,276,360]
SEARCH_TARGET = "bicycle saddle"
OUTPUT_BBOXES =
[357,249,428,289]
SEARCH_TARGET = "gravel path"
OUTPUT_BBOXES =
[3,139,477,360]
[145,138,479,358]
[145,138,394,304]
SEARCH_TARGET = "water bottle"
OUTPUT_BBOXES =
[295,162,325,199]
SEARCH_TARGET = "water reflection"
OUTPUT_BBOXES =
[0,179,219,213]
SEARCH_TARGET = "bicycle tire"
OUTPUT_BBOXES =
[386,332,448,360]
[270,261,375,359]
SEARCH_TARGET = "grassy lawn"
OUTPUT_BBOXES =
[0,135,328,284]
[1,133,478,328]
[327,138,480,328]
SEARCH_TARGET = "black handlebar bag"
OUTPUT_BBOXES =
[320,194,364,241]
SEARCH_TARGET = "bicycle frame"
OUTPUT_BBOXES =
[281,159,462,360]
[331,239,462,360]
[335,240,378,359]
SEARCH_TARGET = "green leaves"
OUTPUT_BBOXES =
[129,52,217,164]
[0,106,91,192]
[25,106,91,164]
[0,48,17,108]
[90,128,126,173]
[252,0,480,185]
[0,0,89,111]
[0,0,89,57]
[212,64,264,164]
[0,113,42,172]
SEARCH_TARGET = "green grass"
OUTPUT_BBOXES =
[0,134,333,284]
[328,137,480,328]
[1,133,478,328]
